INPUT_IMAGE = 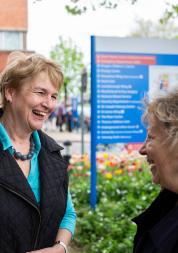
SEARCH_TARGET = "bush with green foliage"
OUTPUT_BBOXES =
[69,154,160,253]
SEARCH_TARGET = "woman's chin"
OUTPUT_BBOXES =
[30,122,43,131]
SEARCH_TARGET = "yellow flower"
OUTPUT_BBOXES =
[82,154,89,161]
[103,153,109,159]
[104,160,110,167]
[105,172,113,179]
[85,162,90,169]
[115,169,123,175]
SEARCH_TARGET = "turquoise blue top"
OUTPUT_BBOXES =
[0,123,76,235]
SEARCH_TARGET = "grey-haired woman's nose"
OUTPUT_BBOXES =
[139,142,147,155]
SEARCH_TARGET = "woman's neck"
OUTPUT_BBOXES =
[0,114,31,143]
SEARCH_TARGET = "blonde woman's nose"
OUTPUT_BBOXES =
[41,96,54,108]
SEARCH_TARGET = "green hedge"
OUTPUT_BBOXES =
[69,168,160,253]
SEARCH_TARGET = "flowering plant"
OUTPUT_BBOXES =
[69,145,159,253]
[68,145,149,179]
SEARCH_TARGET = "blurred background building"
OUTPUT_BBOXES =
[0,0,33,72]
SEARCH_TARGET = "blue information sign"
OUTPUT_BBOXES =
[96,62,148,144]
[90,36,178,208]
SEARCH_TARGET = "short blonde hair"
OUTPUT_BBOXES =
[143,90,178,147]
[0,51,64,107]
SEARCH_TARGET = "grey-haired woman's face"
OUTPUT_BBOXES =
[139,118,178,193]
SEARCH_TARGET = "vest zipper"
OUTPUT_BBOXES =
[0,183,41,250]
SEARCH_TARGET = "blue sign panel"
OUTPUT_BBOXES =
[90,36,178,208]
[96,62,148,143]
[92,50,178,144]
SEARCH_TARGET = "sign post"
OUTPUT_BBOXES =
[81,68,88,155]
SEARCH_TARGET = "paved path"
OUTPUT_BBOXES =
[44,128,90,155]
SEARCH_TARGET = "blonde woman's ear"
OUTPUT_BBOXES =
[4,86,14,103]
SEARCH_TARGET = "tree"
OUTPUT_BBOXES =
[50,36,85,106]
[130,18,178,39]
[33,0,137,15]
[33,0,178,18]
[65,0,137,15]
[160,2,178,23]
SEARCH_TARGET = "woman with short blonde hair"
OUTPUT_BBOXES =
[0,51,76,253]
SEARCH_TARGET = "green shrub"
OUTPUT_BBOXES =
[69,168,160,253]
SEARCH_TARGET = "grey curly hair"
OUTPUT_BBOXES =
[143,90,178,148]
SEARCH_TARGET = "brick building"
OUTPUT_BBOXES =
[0,0,33,71]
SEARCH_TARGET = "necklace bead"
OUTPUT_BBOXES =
[13,137,35,161]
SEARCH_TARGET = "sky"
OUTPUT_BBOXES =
[27,0,177,64]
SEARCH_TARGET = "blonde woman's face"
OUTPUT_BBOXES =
[139,118,178,193]
[6,71,58,132]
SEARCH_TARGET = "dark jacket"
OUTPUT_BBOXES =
[132,189,178,253]
[0,130,68,253]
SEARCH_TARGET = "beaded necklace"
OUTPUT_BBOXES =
[0,120,35,161]
[13,136,35,161]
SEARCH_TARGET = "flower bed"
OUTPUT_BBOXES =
[68,146,147,178]
[69,147,160,253]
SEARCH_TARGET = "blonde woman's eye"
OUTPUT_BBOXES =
[52,95,57,100]
[35,91,44,95]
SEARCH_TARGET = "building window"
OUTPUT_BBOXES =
[0,31,23,50]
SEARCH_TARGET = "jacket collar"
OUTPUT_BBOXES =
[133,189,178,249]
[37,130,63,152]
[0,149,38,206]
